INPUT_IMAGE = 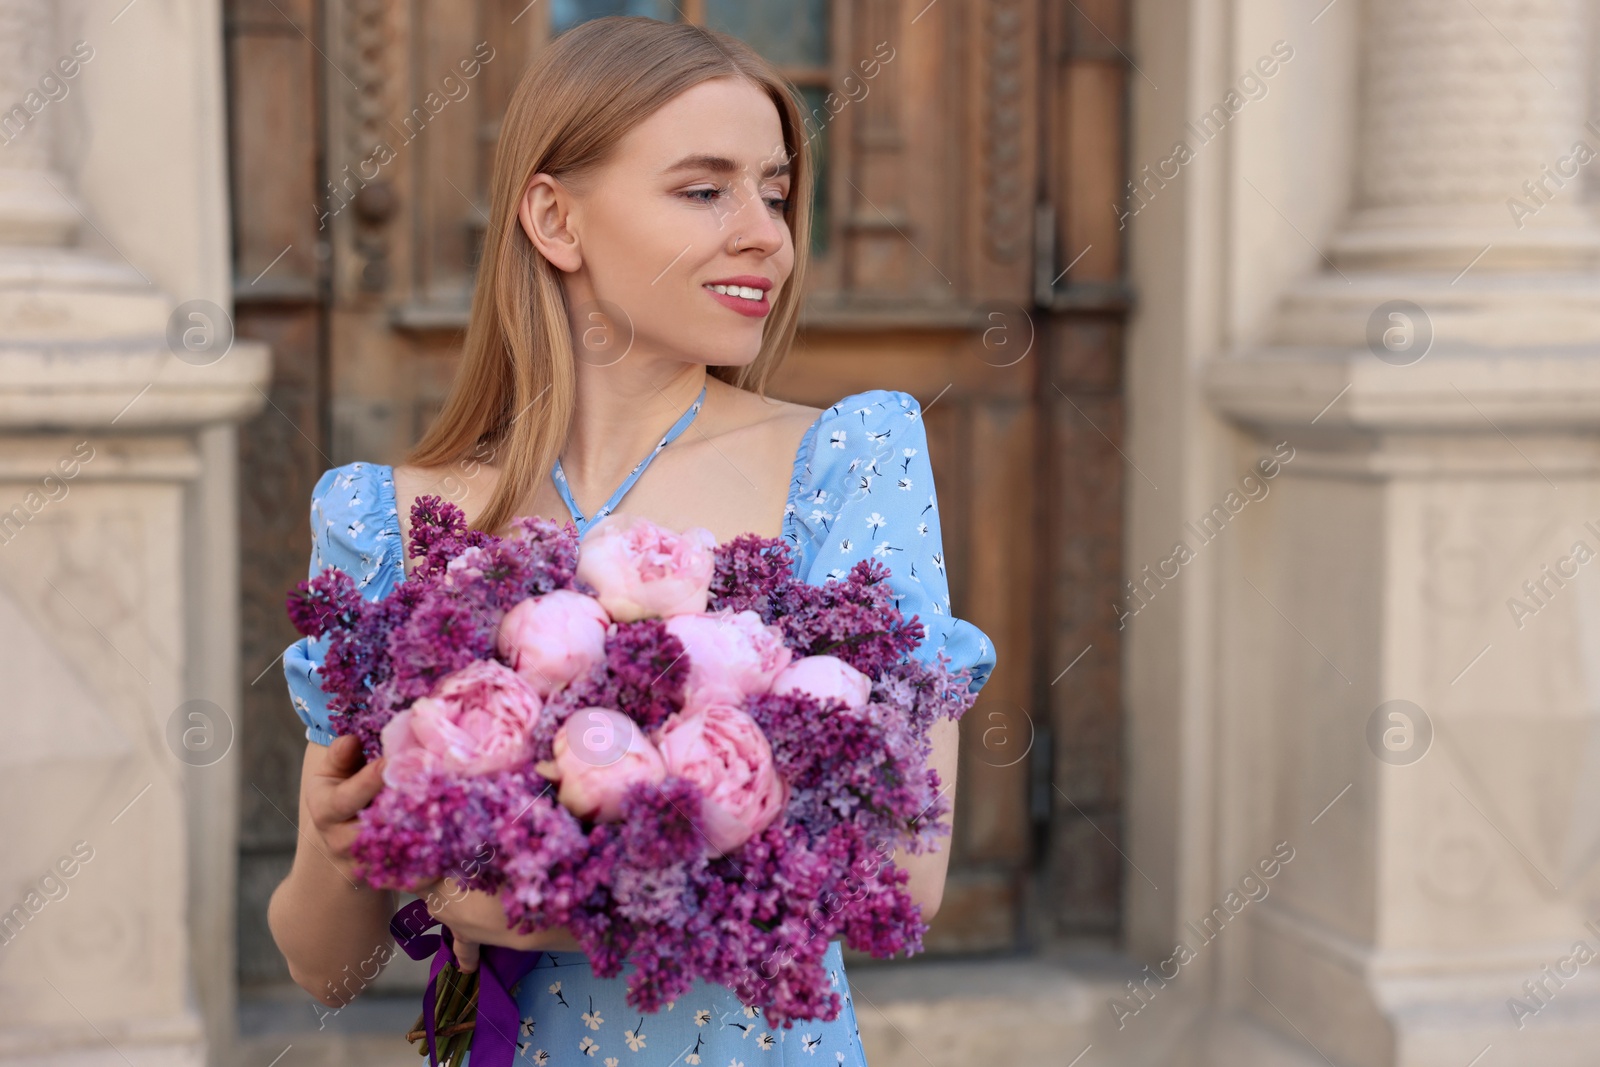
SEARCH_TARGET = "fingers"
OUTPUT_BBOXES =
[455,936,480,974]
[322,756,387,824]
[322,733,365,779]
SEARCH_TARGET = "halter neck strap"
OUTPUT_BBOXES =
[551,385,707,538]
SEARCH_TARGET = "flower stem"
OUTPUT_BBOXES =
[438,968,479,1067]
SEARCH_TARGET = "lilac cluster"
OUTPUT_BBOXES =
[286,495,979,1027]
[349,768,537,893]
[746,690,951,854]
[764,558,927,678]
[287,498,580,758]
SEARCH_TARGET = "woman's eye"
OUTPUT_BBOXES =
[681,187,788,213]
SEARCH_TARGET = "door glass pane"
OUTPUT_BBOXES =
[552,0,678,36]
[705,0,828,67]
[798,85,830,258]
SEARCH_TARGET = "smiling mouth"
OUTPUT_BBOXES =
[703,283,767,303]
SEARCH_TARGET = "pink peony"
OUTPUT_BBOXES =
[535,708,667,822]
[575,513,716,621]
[496,589,611,695]
[380,659,543,792]
[655,702,787,857]
[664,609,793,710]
[770,655,872,711]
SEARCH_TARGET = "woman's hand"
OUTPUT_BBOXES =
[304,734,388,886]
[413,877,584,962]
[268,739,398,1007]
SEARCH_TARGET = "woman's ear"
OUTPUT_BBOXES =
[518,173,582,272]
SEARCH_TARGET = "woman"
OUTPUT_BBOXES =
[268,15,994,1064]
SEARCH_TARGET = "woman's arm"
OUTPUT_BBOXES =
[268,736,586,1002]
[267,736,398,1007]
[890,714,958,922]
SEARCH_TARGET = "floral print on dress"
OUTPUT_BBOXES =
[496,941,868,1066]
[782,390,995,693]
[282,462,405,746]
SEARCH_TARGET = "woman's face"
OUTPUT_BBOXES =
[521,77,796,374]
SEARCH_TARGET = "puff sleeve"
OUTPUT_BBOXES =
[782,389,996,693]
[281,462,406,745]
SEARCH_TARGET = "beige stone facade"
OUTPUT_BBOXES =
[1122,0,1600,1062]
[0,0,267,1062]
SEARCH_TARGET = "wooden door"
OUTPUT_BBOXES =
[228,0,1129,995]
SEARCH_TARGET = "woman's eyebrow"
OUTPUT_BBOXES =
[661,153,792,178]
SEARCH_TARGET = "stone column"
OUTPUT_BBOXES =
[0,0,268,1062]
[0,0,77,246]
[1334,0,1600,271]
[1201,1,1600,1065]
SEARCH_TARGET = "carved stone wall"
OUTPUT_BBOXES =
[1128,0,1600,1062]
[0,0,269,1062]
[1199,0,1599,1063]
[1338,0,1600,268]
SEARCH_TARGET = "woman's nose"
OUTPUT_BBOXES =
[723,180,786,253]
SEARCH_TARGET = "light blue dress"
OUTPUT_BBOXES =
[283,388,996,1065]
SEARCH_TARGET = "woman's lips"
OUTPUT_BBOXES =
[703,284,771,318]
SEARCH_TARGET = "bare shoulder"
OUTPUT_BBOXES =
[704,382,825,444]
[748,397,825,437]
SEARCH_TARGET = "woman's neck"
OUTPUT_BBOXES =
[561,360,711,493]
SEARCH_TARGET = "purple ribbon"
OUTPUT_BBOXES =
[390,899,543,1067]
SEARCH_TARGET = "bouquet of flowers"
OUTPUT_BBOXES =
[286,495,978,1065]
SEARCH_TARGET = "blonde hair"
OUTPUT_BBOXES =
[406,16,815,534]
